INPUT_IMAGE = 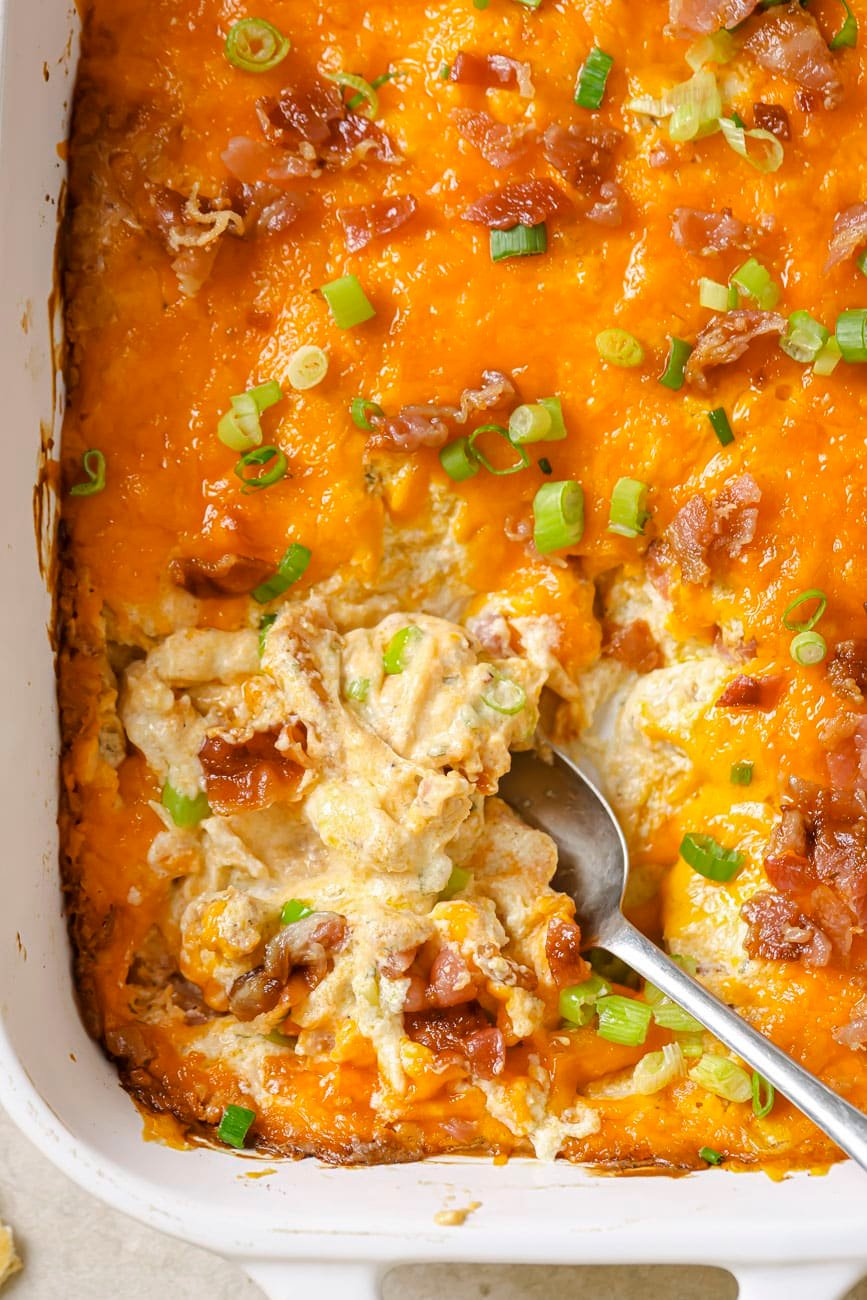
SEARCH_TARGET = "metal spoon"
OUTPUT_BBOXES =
[499,742,867,1172]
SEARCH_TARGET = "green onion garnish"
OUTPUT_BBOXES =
[161,782,211,828]
[247,380,283,411]
[218,381,283,452]
[320,274,376,329]
[608,477,650,538]
[347,70,395,112]
[596,995,652,1046]
[480,671,526,715]
[751,1071,775,1118]
[327,71,380,118]
[707,407,734,446]
[217,1103,256,1149]
[651,1000,703,1034]
[679,1031,705,1059]
[532,479,585,554]
[234,445,288,494]
[559,974,611,1027]
[698,278,731,313]
[439,437,480,482]
[730,761,754,786]
[659,337,693,391]
[513,0,543,7]
[383,624,423,675]
[729,110,746,129]
[813,337,843,375]
[468,424,530,476]
[685,30,735,71]
[783,588,827,632]
[281,898,313,926]
[858,249,867,277]
[538,397,567,439]
[679,833,745,882]
[719,117,784,173]
[439,865,472,900]
[780,311,829,364]
[345,677,370,702]
[438,63,451,80]
[251,542,312,604]
[224,18,290,73]
[595,328,645,368]
[699,1146,724,1165]
[258,613,277,657]
[689,1054,752,1103]
[69,448,106,496]
[490,222,547,262]
[667,70,723,142]
[830,0,857,48]
[836,308,867,362]
[350,397,385,430]
[790,629,827,665]
[286,345,328,391]
[538,457,553,475]
[730,258,780,310]
[474,0,490,8]
[509,403,553,444]
[574,47,613,110]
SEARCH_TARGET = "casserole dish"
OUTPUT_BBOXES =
[1,0,866,1295]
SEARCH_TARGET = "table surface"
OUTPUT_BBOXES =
[0,1108,864,1299]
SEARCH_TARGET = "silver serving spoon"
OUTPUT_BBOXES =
[499,742,867,1172]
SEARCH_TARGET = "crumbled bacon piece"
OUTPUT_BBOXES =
[716,674,784,712]
[199,729,304,814]
[834,997,867,1049]
[742,891,831,966]
[168,554,273,599]
[368,370,516,453]
[588,181,625,228]
[405,1004,505,1078]
[229,912,347,1021]
[540,124,620,195]
[669,0,761,35]
[545,918,589,990]
[670,207,759,256]
[338,195,418,252]
[463,1027,507,1079]
[743,4,844,111]
[425,947,478,1008]
[450,52,534,97]
[685,310,787,389]
[463,179,569,229]
[665,474,761,585]
[753,103,791,141]
[824,202,867,273]
[603,620,665,675]
[257,81,399,169]
[827,640,867,703]
[452,108,531,168]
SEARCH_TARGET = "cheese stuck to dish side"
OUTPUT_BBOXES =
[58,0,867,1171]
[0,1223,21,1290]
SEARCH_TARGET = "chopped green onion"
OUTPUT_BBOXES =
[538,457,553,475]
[345,677,370,703]
[440,866,472,900]
[729,109,746,130]
[161,782,211,827]
[699,278,731,312]
[247,380,284,412]
[659,337,693,391]
[595,328,645,368]
[686,30,735,71]
[320,274,376,329]
[752,1071,775,1118]
[689,1054,752,1103]
[490,223,547,262]
[532,479,585,553]
[439,437,480,482]
[731,258,780,310]
[608,477,650,538]
[286,345,328,391]
[251,542,312,604]
[780,311,829,364]
[707,407,734,446]
[217,1103,256,1149]
[474,0,490,8]
[651,1000,704,1034]
[858,249,867,277]
[438,63,451,80]
[830,0,857,49]
[281,898,313,926]
[69,448,106,496]
[596,995,652,1046]
[680,833,745,882]
[224,18,290,73]
[668,70,723,142]
[813,337,842,375]
[783,588,827,632]
[631,1042,686,1094]
[538,396,567,439]
[509,402,553,444]
[264,1029,296,1048]
[234,445,288,494]
[258,613,277,657]
[574,47,614,110]
[350,397,385,430]
[679,1032,705,1059]
[218,409,260,452]
[559,974,611,1027]
[730,761,754,786]
[836,308,867,362]
[480,671,527,715]
[468,424,530,476]
[718,117,784,173]
[790,629,827,665]
[347,70,395,112]
[513,0,543,7]
[327,71,379,118]
[699,1146,724,1165]
[383,624,423,675]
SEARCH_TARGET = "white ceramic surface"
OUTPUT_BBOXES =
[0,3,865,1297]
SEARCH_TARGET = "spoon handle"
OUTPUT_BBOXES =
[607,919,867,1172]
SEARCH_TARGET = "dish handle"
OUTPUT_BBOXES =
[242,1259,386,1298]
[731,1261,865,1300]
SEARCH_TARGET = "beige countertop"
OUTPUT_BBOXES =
[0,1108,864,1299]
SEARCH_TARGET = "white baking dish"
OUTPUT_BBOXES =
[1,2,866,1297]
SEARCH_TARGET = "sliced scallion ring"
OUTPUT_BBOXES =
[790,629,827,665]
[574,46,614,111]
[439,437,480,482]
[830,0,857,49]
[234,445,288,494]
[217,1104,256,1148]
[559,974,611,1026]
[782,588,827,632]
[689,1054,752,1103]
[608,477,650,538]
[680,833,745,882]
[281,898,313,926]
[509,402,553,444]
[780,311,829,364]
[659,337,693,391]
[532,479,584,553]
[595,995,652,1046]
[718,117,784,173]
[730,761,754,786]
[596,328,644,368]
[350,397,385,431]
[468,424,530,476]
[699,1146,724,1165]
[161,782,211,827]
[730,258,780,310]
[383,624,423,675]
[286,345,328,391]
[251,542,312,604]
[439,866,472,901]
[836,308,867,362]
[707,407,734,446]
[327,70,379,118]
[751,1071,775,1118]
[225,18,290,73]
[480,670,527,716]
[69,448,106,496]
[320,274,376,329]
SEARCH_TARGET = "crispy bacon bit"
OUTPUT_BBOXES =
[743,4,844,111]
[741,891,831,965]
[834,997,867,1049]
[452,108,531,168]
[753,103,791,141]
[540,123,620,195]
[588,181,625,228]
[463,179,569,229]
[716,673,784,712]
[666,473,761,585]
[450,51,534,98]
[199,729,304,814]
[256,81,399,169]
[824,202,867,273]
[545,918,589,990]
[827,640,867,703]
[670,207,759,256]
[337,195,418,252]
[669,0,761,36]
[168,554,273,599]
[405,1003,505,1078]
[425,947,478,1008]
[602,620,665,675]
[229,911,348,1021]
[369,370,516,453]
[464,1027,507,1079]
[378,948,417,979]
[686,310,787,389]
